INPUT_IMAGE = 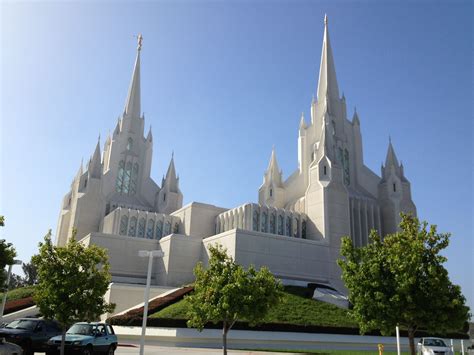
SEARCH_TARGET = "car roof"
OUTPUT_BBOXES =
[74,322,106,326]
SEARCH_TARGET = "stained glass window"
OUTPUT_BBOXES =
[127,137,133,150]
[128,217,137,237]
[261,212,268,233]
[270,213,276,234]
[123,162,132,194]
[277,215,284,235]
[137,218,145,238]
[253,210,259,231]
[173,223,179,233]
[302,220,307,239]
[146,219,154,239]
[294,217,299,238]
[119,215,128,236]
[343,149,350,185]
[155,220,163,239]
[164,221,171,236]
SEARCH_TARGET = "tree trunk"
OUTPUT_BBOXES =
[408,328,416,355]
[222,321,228,355]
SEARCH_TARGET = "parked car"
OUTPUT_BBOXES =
[0,318,62,355]
[417,337,453,355]
[0,337,23,355]
[47,322,117,355]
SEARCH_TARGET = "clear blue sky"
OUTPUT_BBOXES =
[1,1,472,309]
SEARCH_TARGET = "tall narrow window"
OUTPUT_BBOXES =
[261,212,268,233]
[123,162,132,194]
[137,218,145,238]
[128,217,137,237]
[270,213,276,234]
[343,149,350,185]
[164,221,171,236]
[324,166,327,175]
[146,219,155,239]
[130,163,139,195]
[277,215,284,235]
[393,183,396,192]
[127,137,133,150]
[173,223,179,233]
[119,215,128,236]
[252,210,260,231]
[286,216,292,236]
[294,217,299,238]
[269,188,273,197]
[116,160,125,192]
[155,220,163,240]
[302,220,307,239]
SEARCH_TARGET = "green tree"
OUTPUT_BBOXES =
[32,230,115,355]
[186,244,282,355]
[338,213,470,355]
[22,259,38,286]
[0,215,17,291]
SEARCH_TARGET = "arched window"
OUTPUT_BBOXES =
[261,212,268,233]
[116,160,125,192]
[286,216,292,236]
[302,220,307,239]
[393,183,396,192]
[324,166,327,175]
[164,221,171,236]
[173,222,179,233]
[277,215,284,235]
[294,217,299,238]
[127,137,133,150]
[123,162,132,194]
[128,216,137,237]
[119,215,128,236]
[270,213,276,234]
[130,163,139,195]
[155,220,163,239]
[137,218,145,238]
[146,219,155,239]
[252,210,259,231]
[269,188,273,197]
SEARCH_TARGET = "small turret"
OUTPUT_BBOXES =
[88,137,102,179]
[352,107,360,126]
[299,112,307,136]
[157,153,183,214]
[258,147,285,208]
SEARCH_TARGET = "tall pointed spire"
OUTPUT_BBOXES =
[163,153,179,192]
[385,138,399,169]
[265,147,283,186]
[316,15,340,102]
[124,34,142,118]
[89,137,102,179]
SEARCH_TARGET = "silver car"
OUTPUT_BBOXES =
[0,337,23,355]
[417,337,453,355]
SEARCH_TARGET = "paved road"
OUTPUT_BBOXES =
[116,344,298,355]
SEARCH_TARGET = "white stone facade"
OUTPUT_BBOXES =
[56,17,416,294]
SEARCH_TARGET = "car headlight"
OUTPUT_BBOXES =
[72,341,82,345]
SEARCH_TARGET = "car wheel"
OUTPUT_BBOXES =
[82,344,93,355]
[106,345,116,355]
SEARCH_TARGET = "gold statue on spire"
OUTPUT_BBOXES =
[136,33,143,51]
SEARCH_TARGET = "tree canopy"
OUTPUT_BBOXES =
[0,215,16,290]
[186,244,283,355]
[32,230,115,355]
[338,213,470,355]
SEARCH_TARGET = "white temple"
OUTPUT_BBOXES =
[56,17,416,305]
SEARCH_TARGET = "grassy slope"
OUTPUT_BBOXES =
[0,286,35,302]
[151,286,357,329]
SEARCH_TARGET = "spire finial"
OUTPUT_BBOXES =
[354,106,357,113]
[324,14,328,26]
[136,33,143,51]
[172,150,174,159]
[389,135,392,144]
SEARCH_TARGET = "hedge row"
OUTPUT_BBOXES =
[4,296,35,315]
[107,316,469,339]
[107,286,193,325]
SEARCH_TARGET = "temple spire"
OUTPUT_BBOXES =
[385,138,399,169]
[89,137,102,179]
[316,15,340,102]
[163,153,179,192]
[124,34,142,118]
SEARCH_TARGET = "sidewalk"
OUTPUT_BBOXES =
[116,343,299,355]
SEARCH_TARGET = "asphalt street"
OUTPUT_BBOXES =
[115,344,298,355]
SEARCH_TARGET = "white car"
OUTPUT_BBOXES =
[0,337,23,355]
[417,337,453,355]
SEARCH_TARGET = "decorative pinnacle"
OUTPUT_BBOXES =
[136,34,143,51]
[324,14,328,25]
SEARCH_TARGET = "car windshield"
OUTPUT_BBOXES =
[67,324,94,336]
[425,339,447,347]
[5,319,38,331]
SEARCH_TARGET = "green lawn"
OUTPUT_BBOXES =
[0,286,35,301]
[151,286,358,328]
